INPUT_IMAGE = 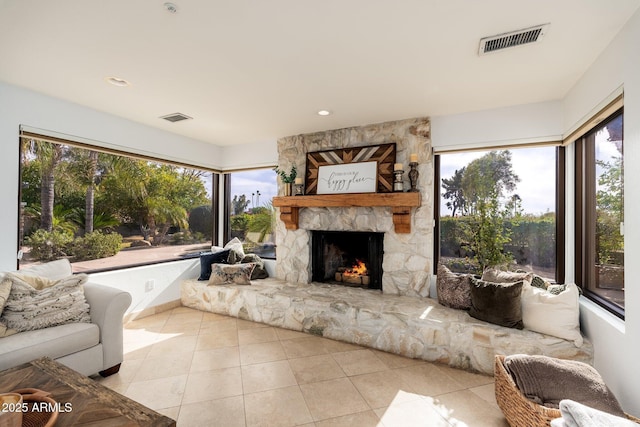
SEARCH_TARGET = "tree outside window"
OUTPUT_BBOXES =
[19,138,215,271]
[228,169,277,258]
[439,147,557,278]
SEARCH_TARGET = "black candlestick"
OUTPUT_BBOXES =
[408,162,419,192]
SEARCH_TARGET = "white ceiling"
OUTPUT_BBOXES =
[1,0,638,147]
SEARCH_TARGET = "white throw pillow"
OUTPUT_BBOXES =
[521,283,583,347]
[19,259,73,280]
[224,237,245,264]
[0,272,91,336]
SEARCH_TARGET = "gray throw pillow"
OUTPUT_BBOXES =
[241,254,269,279]
[436,264,472,310]
[481,267,533,287]
[469,276,524,329]
[208,263,255,286]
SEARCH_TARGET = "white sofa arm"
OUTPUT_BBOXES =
[83,283,132,371]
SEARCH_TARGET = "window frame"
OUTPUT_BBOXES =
[574,107,625,319]
[433,145,565,280]
[18,132,220,273]
[223,168,278,260]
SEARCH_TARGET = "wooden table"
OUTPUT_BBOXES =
[0,358,176,426]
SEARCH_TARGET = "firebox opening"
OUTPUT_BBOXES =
[311,230,384,290]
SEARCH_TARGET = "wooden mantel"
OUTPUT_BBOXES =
[272,192,421,233]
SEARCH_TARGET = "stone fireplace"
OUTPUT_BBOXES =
[274,117,433,297]
[311,230,384,290]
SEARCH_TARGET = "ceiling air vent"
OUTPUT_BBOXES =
[160,112,193,123]
[478,23,549,55]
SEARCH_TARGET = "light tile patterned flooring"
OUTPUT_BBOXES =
[95,307,509,427]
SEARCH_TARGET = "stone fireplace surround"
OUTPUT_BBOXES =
[275,117,433,297]
[180,116,593,375]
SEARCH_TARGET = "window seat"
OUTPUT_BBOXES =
[180,277,593,375]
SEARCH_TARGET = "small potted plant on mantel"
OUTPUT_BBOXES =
[274,165,297,196]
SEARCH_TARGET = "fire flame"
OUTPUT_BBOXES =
[343,259,368,277]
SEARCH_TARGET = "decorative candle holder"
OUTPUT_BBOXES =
[408,162,419,192]
[294,183,305,196]
[393,169,404,192]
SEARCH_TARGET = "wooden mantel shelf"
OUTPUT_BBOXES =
[272,192,421,233]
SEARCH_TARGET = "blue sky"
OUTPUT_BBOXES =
[223,149,560,216]
[226,150,559,216]
[439,146,557,217]
[230,169,278,209]
[199,169,277,208]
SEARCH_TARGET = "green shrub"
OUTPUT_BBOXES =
[440,217,473,257]
[441,215,557,269]
[441,257,481,274]
[230,213,250,239]
[68,231,122,261]
[169,230,206,245]
[25,229,73,261]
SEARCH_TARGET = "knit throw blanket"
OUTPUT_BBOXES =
[504,355,626,417]
[550,400,638,427]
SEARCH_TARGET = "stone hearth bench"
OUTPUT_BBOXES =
[180,277,593,375]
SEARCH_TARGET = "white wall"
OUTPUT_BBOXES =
[91,259,200,314]
[562,7,640,414]
[431,100,563,152]
[221,139,278,170]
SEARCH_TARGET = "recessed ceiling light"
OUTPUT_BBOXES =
[317,110,331,116]
[105,77,130,87]
[164,2,178,13]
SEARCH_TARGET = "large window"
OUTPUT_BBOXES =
[576,109,624,316]
[19,136,216,272]
[226,169,277,258]
[436,146,561,280]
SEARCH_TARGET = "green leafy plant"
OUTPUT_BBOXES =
[441,150,520,272]
[273,165,297,183]
[68,231,123,261]
[230,213,251,239]
[25,229,74,261]
[248,201,275,242]
[468,193,513,270]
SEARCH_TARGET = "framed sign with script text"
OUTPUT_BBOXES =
[317,161,377,194]
[304,143,396,194]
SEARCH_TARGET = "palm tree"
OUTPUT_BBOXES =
[249,201,275,242]
[21,138,65,231]
[85,150,99,234]
[24,204,78,235]
[145,197,188,245]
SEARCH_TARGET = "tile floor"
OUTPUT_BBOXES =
[95,307,509,427]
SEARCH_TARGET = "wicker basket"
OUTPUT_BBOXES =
[10,388,58,427]
[494,355,640,427]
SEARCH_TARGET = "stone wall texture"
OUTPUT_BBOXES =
[181,278,593,375]
[276,117,433,297]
